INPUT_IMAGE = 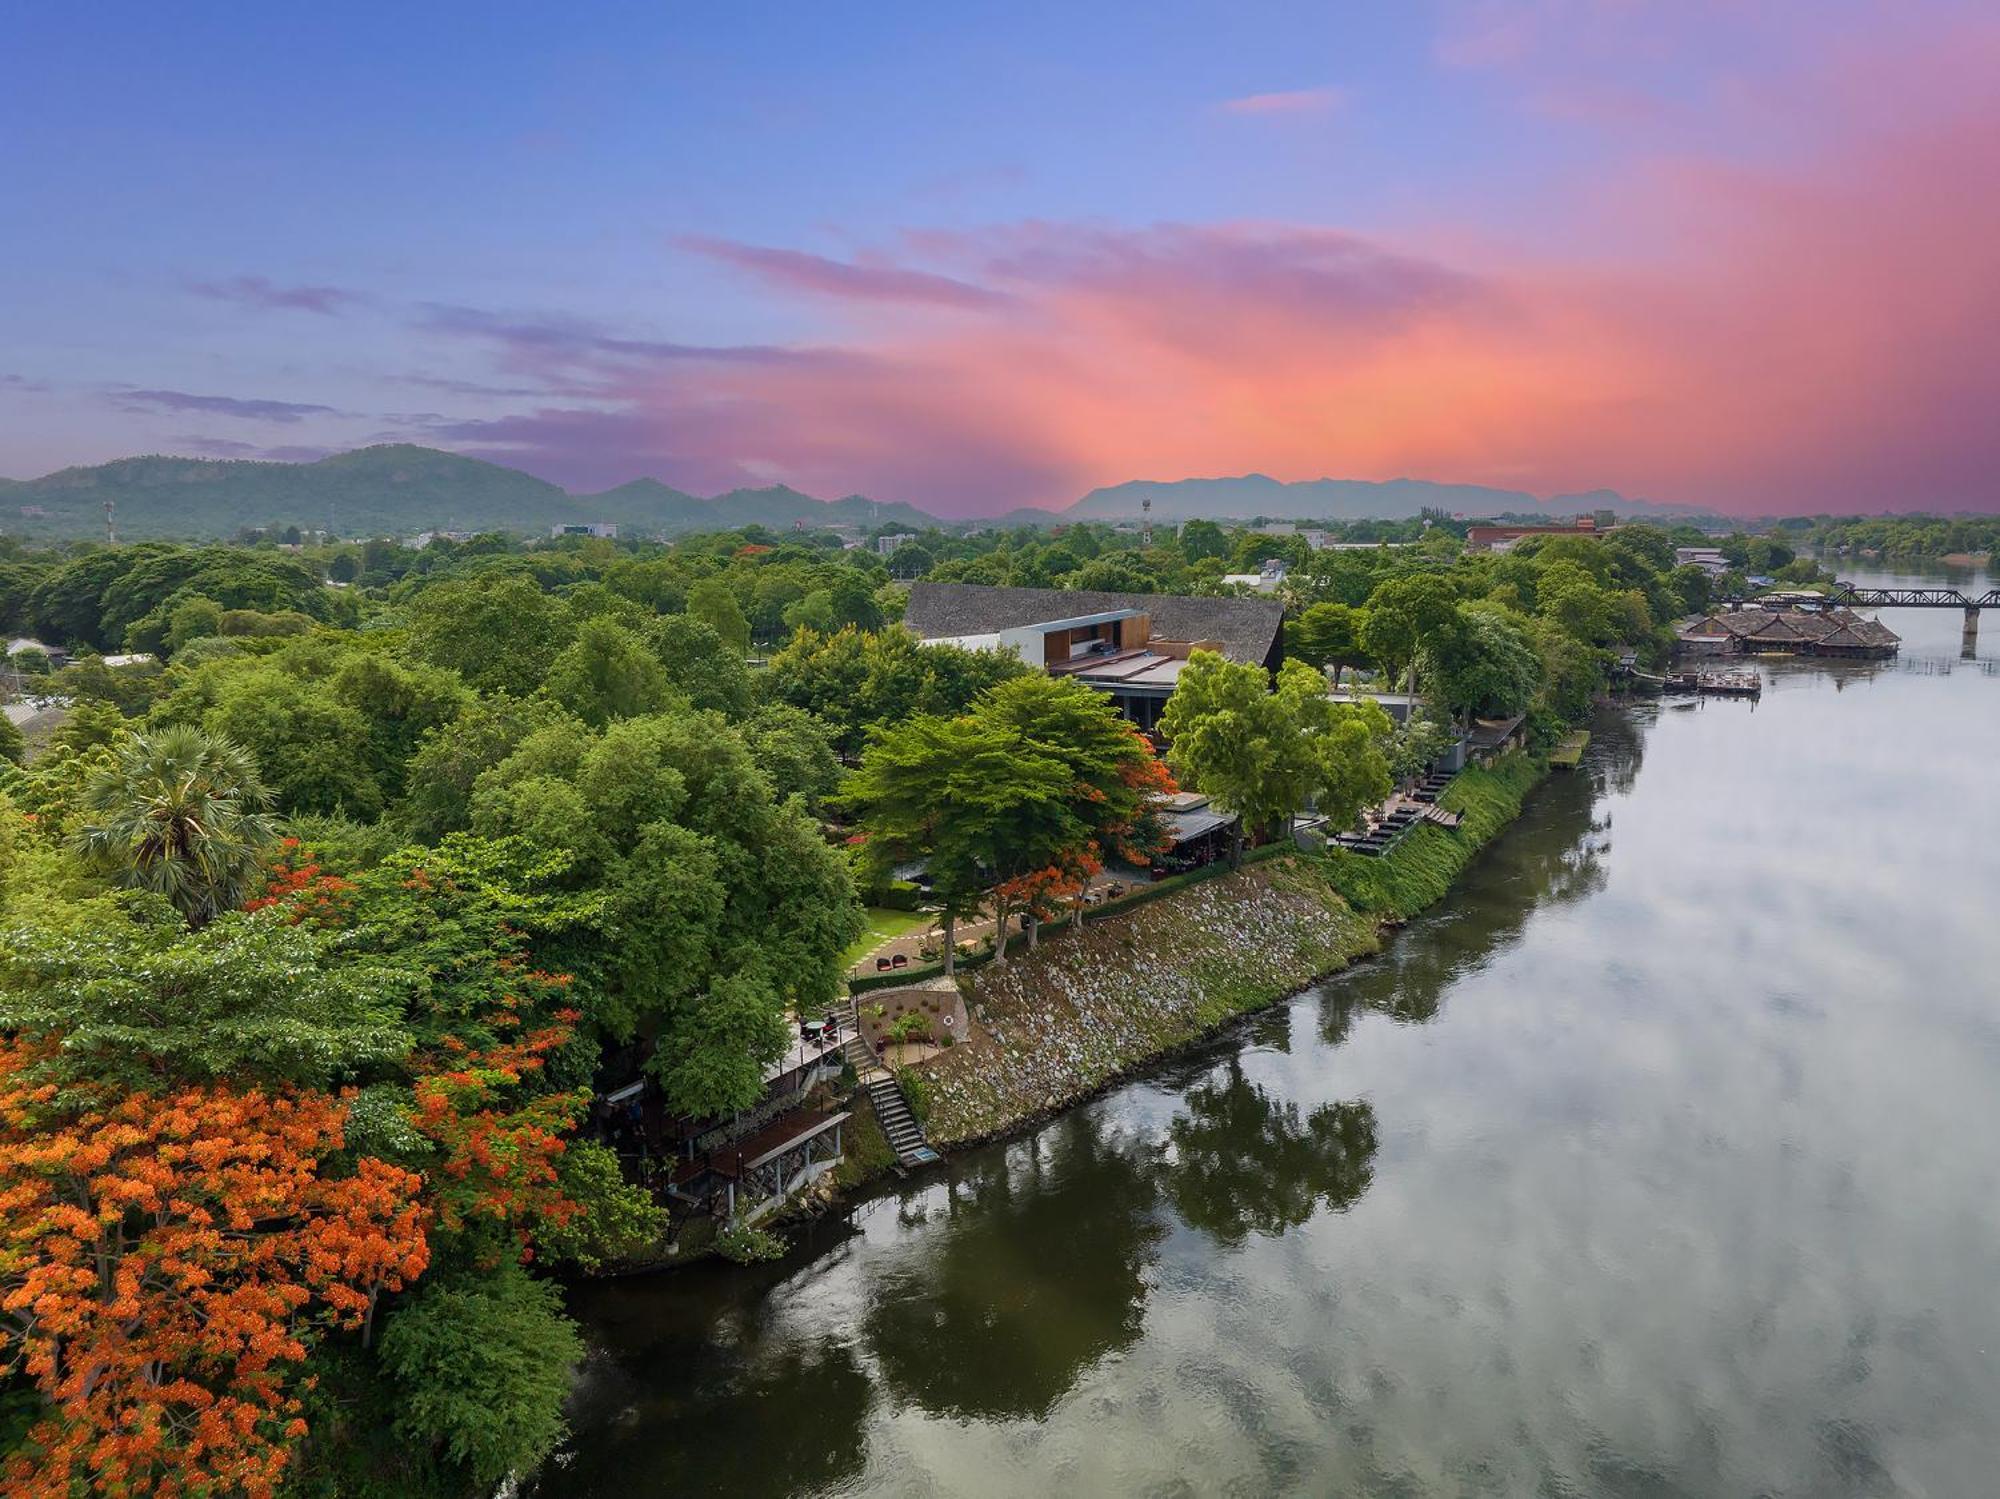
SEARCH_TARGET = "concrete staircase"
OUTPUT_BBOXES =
[845,997,939,1167]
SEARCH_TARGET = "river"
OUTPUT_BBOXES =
[530,566,2000,1498]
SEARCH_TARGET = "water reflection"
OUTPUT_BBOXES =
[539,1286,872,1494]
[1164,1058,1377,1245]
[1318,723,1619,1039]
[541,576,2000,1498]
[861,1117,1163,1422]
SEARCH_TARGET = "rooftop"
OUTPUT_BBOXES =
[904,582,1284,667]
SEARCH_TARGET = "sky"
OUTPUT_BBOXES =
[3,1,1998,517]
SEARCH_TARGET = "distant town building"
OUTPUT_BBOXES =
[1218,558,1289,594]
[903,582,1284,730]
[1464,517,1602,553]
[409,530,476,548]
[6,638,69,670]
[1674,546,1731,577]
[551,522,618,539]
[874,532,915,555]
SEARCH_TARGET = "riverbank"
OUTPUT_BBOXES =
[914,751,1547,1148]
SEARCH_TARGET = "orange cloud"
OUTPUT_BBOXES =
[429,18,2000,515]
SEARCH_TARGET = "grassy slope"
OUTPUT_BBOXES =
[1320,752,1545,920]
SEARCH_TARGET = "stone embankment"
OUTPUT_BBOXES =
[921,860,1378,1145]
[914,753,1547,1149]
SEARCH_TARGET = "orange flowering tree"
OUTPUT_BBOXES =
[0,1050,428,1499]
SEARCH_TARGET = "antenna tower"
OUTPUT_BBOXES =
[104,499,117,545]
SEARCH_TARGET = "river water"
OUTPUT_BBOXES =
[532,567,2000,1499]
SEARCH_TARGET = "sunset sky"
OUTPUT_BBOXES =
[4,1,1997,515]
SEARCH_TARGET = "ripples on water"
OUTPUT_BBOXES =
[533,569,2000,1499]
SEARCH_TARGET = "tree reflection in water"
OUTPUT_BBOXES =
[533,1330,871,1495]
[1318,712,1626,1036]
[1164,1057,1377,1246]
[862,1114,1164,1422]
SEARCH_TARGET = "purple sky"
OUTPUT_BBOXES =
[4,2,1998,514]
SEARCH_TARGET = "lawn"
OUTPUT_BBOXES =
[843,906,936,968]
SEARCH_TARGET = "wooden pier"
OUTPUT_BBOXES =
[1664,670,1761,698]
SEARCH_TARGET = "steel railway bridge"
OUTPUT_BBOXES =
[1724,581,2000,656]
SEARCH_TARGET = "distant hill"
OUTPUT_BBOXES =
[1066,474,1699,524]
[0,445,1702,542]
[0,446,948,541]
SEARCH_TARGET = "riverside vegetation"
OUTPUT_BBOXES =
[0,504,1695,1495]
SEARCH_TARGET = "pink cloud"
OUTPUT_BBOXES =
[676,237,1010,309]
[399,15,2000,517]
[188,275,359,315]
[1218,87,1344,117]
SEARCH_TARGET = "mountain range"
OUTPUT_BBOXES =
[0,444,1691,541]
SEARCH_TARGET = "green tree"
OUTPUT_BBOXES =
[1162,653,1393,858]
[1067,557,1159,593]
[1158,652,1299,864]
[1361,573,1459,692]
[740,703,845,812]
[73,726,279,925]
[842,713,1074,973]
[687,577,751,656]
[974,673,1172,929]
[378,1262,584,1491]
[651,613,753,716]
[544,616,673,727]
[467,711,861,1113]
[399,694,572,841]
[1421,603,1543,722]
[0,903,410,1089]
[406,576,574,695]
[1291,602,1370,687]
[1177,519,1230,561]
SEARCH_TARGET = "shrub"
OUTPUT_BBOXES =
[714,1221,788,1264]
[897,1068,932,1125]
[869,879,925,911]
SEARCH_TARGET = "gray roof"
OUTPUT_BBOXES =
[903,582,1284,667]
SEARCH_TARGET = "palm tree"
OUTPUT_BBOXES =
[74,726,279,926]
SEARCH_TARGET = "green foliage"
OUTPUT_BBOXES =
[378,1262,584,1490]
[398,694,572,841]
[1160,655,1392,847]
[762,624,1030,755]
[650,612,753,716]
[543,615,673,726]
[0,903,411,1089]
[532,1140,667,1271]
[0,714,22,768]
[72,725,279,924]
[897,1067,933,1124]
[687,576,751,656]
[714,1221,788,1264]
[739,702,844,811]
[1422,602,1543,721]
[1321,754,1543,917]
[406,575,575,695]
[1362,572,1459,688]
[465,709,862,1113]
